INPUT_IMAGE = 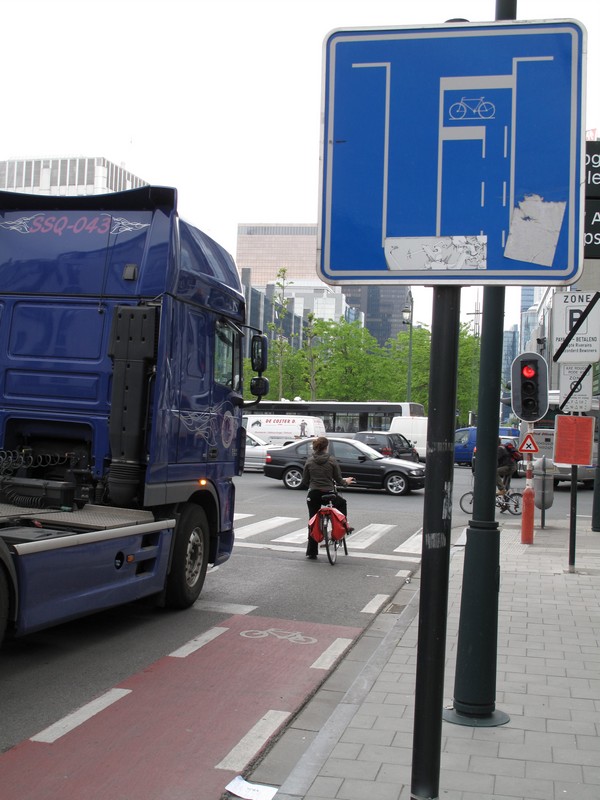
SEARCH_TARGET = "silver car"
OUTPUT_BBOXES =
[243,431,269,471]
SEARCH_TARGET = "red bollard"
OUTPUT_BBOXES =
[521,486,534,544]
[521,454,534,544]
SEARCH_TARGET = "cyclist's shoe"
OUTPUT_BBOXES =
[306,553,317,560]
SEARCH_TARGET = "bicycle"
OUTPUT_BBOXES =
[459,488,523,515]
[318,491,349,565]
[449,96,496,120]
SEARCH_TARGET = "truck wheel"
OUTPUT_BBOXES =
[0,569,8,646]
[283,467,303,489]
[165,505,210,609]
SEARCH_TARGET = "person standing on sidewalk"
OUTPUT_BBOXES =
[302,436,355,559]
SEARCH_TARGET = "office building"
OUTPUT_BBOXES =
[0,156,147,196]
[236,223,410,345]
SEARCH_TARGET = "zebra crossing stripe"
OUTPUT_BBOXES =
[394,528,423,554]
[347,523,395,550]
[234,516,298,540]
[272,527,308,543]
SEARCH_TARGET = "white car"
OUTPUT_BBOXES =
[243,431,270,471]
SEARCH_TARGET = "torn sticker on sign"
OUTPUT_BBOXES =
[504,194,566,267]
[385,235,487,271]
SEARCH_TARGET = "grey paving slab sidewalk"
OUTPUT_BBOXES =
[241,516,600,800]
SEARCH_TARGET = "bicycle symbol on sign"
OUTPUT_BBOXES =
[449,96,496,120]
[240,627,317,644]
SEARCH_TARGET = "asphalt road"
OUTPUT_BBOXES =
[0,467,594,799]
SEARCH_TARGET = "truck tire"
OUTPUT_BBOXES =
[0,568,8,646]
[165,505,210,609]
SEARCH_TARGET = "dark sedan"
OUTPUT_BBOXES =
[263,437,425,495]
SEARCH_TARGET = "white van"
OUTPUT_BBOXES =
[242,414,326,446]
[388,416,428,461]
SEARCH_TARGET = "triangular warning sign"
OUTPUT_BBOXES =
[518,434,539,454]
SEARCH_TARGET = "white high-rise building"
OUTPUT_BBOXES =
[0,156,147,196]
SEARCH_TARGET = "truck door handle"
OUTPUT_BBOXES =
[209,447,218,459]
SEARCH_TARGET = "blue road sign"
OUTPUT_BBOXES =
[318,20,586,286]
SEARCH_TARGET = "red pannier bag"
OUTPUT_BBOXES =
[309,506,348,542]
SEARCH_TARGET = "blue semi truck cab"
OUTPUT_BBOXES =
[0,186,267,642]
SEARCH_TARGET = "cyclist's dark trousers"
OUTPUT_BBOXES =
[306,489,348,557]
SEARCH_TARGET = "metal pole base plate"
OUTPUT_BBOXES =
[442,706,510,727]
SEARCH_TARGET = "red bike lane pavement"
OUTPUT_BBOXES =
[0,615,361,800]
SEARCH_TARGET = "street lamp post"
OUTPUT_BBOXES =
[402,294,414,402]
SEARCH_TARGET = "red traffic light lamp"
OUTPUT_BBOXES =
[521,364,536,379]
[511,352,549,422]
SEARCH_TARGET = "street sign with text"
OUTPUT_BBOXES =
[552,291,600,363]
[319,20,586,286]
[559,364,593,412]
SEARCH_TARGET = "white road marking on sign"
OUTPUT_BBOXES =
[215,710,290,771]
[31,688,131,743]
[168,627,229,658]
[310,637,353,670]
[360,594,390,614]
[235,516,298,539]
[394,528,423,554]
[193,601,257,615]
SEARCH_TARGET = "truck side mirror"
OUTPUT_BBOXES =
[251,334,268,373]
[250,376,269,398]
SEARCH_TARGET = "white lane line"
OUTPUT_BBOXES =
[360,594,390,614]
[215,710,290,771]
[193,601,257,615]
[234,541,420,562]
[272,527,308,543]
[394,528,423,554]
[169,627,229,658]
[235,516,298,540]
[395,569,412,579]
[347,523,395,549]
[31,688,131,743]
[234,512,254,521]
[310,638,353,670]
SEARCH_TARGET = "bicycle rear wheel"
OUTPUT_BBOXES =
[507,492,523,515]
[459,491,474,514]
[322,516,337,565]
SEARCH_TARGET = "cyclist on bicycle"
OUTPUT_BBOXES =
[497,438,516,494]
[302,436,355,559]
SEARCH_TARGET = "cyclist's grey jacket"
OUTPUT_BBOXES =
[302,453,343,492]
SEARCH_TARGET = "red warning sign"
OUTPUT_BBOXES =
[518,434,539,454]
[554,415,595,465]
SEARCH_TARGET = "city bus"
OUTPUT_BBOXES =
[243,401,424,434]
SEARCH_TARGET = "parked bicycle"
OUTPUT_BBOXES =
[318,491,349,565]
[459,489,523,516]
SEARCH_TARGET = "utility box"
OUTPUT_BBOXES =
[533,457,555,510]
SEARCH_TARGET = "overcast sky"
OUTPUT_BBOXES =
[3,0,598,329]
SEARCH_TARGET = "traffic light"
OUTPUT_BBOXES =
[510,352,549,422]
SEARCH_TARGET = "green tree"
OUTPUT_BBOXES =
[455,323,481,427]
[267,268,294,400]
[311,319,381,401]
